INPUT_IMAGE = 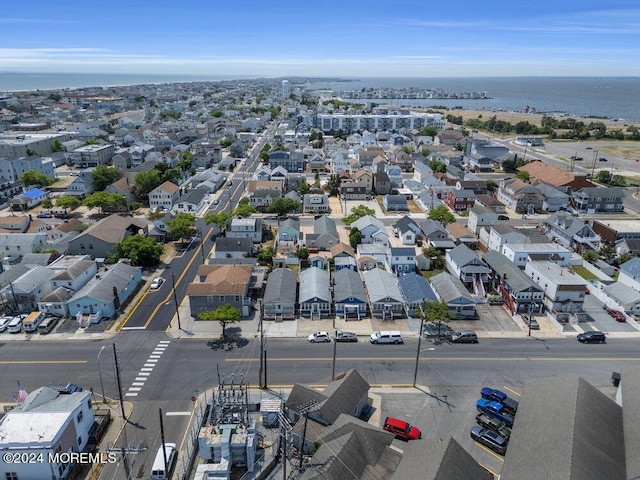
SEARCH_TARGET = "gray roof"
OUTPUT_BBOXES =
[429,272,474,303]
[420,218,449,237]
[313,215,338,238]
[19,253,53,266]
[398,272,437,304]
[363,268,403,303]
[393,215,420,234]
[299,266,331,303]
[470,204,498,217]
[385,194,408,205]
[320,370,370,424]
[392,436,492,480]
[483,251,542,293]
[333,269,367,302]
[500,376,625,480]
[263,268,297,304]
[70,262,140,303]
[621,366,640,479]
[51,260,95,281]
[447,243,484,268]
[620,257,640,277]
[214,237,252,252]
[279,218,300,232]
[7,266,55,294]
[176,188,208,205]
[603,281,640,304]
[351,214,386,234]
[534,181,569,198]
[390,247,416,257]
[574,186,625,199]
[545,211,595,237]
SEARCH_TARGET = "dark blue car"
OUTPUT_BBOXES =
[480,387,519,414]
[476,399,515,427]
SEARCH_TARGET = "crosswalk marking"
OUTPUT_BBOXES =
[125,341,170,397]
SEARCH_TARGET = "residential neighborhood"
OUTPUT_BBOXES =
[1,77,640,480]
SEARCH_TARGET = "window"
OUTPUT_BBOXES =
[77,435,82,446]
[5,474,19,480]
[77,411,83,423]
[235,296,241,302]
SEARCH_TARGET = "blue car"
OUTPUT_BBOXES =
[476,399,515,427]
[480,387,519,414]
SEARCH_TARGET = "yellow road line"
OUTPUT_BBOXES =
[503,385,521,397]
[479,462,499,477]
[224,356,640,362]
[0,360,87,365]
[474,442,505,462]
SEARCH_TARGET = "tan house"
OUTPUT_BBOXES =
[187,264,253,317]
[351,171,373,193]
[517,160,594,191]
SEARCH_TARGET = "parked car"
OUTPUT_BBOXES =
[480,387,519,413]
[475,413,512,440]
[382,416,421,441]
[308,331,331,343]
[607,308,626,322]
[476,399,514,427]
[497,215,510,221]
[599,157,608,162]
[0,316,14,332]
[470,426,508,455]
[577,331,606,344]
[525,317,540,330]
[213,199,219,205]
[150,277,165,290]
[449,330,478,343]
[335,330,357,342]
[37,211,53,218]
[53,212,69,219]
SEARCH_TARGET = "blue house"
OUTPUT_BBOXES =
[334,269,367,319]
[67,262,142,320]
[398,272,438,316]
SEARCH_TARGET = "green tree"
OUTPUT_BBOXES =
[419,126,439,137]
[485,180,498,193]
[295,247,310,260]
[297,181,310,195]
[233,203,257,218]
[596,170,611,184]
[220,136,234,148]
[349,227,363,250]
[419,300,453,338]
[91,165,122,191]
[198,304,241,339]
[428,159,447,173]
[55,195,81,211]
[83,192,126,214]
[582,251,599,263]
[111,235,164,266]
[51,139,66,152]
[167,212,196,243]
[428,205,456,225]
[48,92,62,102]
[267,198,300,216]
[19,170,54,188]
[326,174,342,196]
[134,170,162,200]
[599,244,616,260]
[257,246,276,265]
[205,212,232,231]
[41,199,53,209]
[515,171,531,183]
[178,150,192,171]
[343,205,376,225]
[210,109,224,117]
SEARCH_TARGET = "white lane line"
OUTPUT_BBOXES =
[128,387,141,392]
[144,363,156,367]
[138,372,150,377]
[125,392,138,397]
[131,382,145,387]
[165,412,192,416]
[158,341,171,344]
[140,368,153,372]
[149,355,161,359]
[135,377,147,382]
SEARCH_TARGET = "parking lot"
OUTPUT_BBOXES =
[580,294,638,333]
[379,385,508,476]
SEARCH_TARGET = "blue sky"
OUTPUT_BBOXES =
[1,0,639,77]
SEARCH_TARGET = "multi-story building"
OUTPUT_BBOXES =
[571,187,625,214]
[0,156,56,183]
[226,217,263,243]
[524,261,587,313]
[316,112,444,134]
[69,144,115,168]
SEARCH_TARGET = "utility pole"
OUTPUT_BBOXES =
[296,400,319,471]
[198,228,206,264]
[331,329,337,380]
[112,343,131,480]
[171,272,181,330]
[591,149,599,179]
[413,306,426,388]
[159,409,168,478]
[259,300,265,389]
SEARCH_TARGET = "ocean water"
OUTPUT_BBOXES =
[1,73,638,122]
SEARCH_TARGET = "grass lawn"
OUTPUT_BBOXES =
[572,265,599,280]
[407,200,422,213]
[421,269,445,280]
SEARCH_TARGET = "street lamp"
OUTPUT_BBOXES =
[97,345,107,404]
[171,273,182,331]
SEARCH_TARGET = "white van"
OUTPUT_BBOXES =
[369,331,404,344]
[38,317,59,335]
[7,316,23,334]
[150,443,177,480]
[22,311,46,333]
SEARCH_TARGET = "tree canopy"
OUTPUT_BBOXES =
[428,159,447,173]
[515,171,531,183]
[19,170,54,188]
[55,195,81,211]
[233,203,257,218]
[343,205,376,225]
[204,212,232,231]
[91,165,122,191]
[83,192,126,214]
[267,198,300,215]
[111,235,163,266]
[134,170,162,200]
[348,227,362,250]
[166,212,196,242]
[428,205,456,225]
[198,304,241,338]
[419,126,439,137]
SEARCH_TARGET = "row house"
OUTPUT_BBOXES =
[333,268,367,319]
[497,178,545,214]
[299,267,331,319]
[543,212,601,253]
[263,268,297,321]
[501,243,572,269]
[340,182,367,201]
[466,205,498,236]
[386,247,416,274]
[187,264,253,317]
[483,251,545,316]
[444,189,475,212]
[446,243,491,298]
[226,217,263,243]
[429,272,476,319]
[362,268,405,320]
[571,187,625,214]
[524,261,587,313]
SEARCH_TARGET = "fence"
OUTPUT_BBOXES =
[175,393,210,480]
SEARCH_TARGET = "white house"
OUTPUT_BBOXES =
[501,243,572,269]
[226,217,263,243]
[149,181,180,210]
[467,205,498,236]
[524,261,587,313]
[351,215,389,248]
[0,387,96,480]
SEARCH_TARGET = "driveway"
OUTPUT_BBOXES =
[580,294,637,333]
